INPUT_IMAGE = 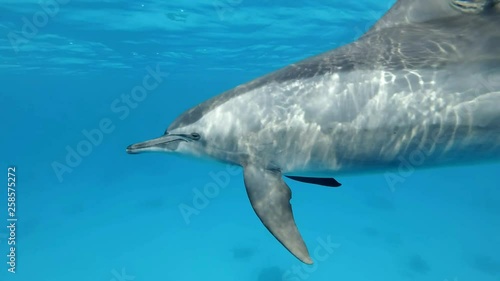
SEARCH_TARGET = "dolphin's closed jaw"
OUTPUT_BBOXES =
[126,143,147,154]
[126,134,187,154]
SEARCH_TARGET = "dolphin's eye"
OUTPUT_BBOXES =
[191,133,201,140]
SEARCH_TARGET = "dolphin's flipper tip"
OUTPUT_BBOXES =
[303,256,314,265]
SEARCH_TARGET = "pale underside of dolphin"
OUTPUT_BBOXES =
[127,0,500,264]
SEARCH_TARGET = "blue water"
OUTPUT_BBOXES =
[1,0,499,281]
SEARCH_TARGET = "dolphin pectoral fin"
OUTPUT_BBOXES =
[285,176,342,187]
[243,165,313,264]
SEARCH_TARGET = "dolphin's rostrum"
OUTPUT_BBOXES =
[127,0,500,264]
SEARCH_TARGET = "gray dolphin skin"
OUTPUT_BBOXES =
[127,0,500,264]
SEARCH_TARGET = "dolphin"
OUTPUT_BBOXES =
[127,0,500,264]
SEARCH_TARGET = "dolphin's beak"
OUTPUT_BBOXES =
[126,133,188,154]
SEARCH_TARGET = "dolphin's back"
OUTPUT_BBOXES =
[265,13,500,89]
[170,11,500,131]
[216,13,500,173]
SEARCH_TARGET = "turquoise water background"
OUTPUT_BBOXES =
[1,0,499,280]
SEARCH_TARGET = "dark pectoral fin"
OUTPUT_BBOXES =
[285,175,342,187]
[243,165,313,264]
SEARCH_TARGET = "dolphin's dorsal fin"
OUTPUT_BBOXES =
[368,0,499,34]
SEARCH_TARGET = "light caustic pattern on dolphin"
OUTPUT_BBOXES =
[127,0,500,264]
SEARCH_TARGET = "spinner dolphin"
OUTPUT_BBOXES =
[127,0,500,264]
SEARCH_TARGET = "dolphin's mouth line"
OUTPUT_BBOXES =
[126,134,190,154]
